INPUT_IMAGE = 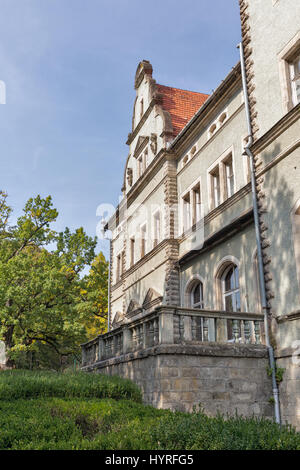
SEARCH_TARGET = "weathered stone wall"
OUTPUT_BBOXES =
[276,352,300,430]
[84,343,273,419]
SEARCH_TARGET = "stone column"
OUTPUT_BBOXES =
[183,315,192,341]
[163,153,180,306]
[123,327,132,354]
[216,318,227,342]
[159,309,174,344]
[98,337,104,361]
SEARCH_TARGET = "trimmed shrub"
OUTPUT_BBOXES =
[0,370,142,402]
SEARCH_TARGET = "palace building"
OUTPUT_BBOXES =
[82,0,300,429]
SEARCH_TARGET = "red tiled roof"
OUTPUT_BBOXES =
[156,84,209,137]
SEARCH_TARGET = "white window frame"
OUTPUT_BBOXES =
[152,210,161,248]
[207,146,236,211]
[180,176,203,235]
[290,54,300,106]
[221,264,241,313]
[140,223,147,258]
[129,235,135,267]
[115,249,124,283]
[278,32,300,112]
[191,281,204,309]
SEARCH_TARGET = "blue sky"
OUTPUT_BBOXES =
[0,0,241,259]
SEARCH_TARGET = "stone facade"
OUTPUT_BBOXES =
[85,343,273,418]
[83,1,300,429]
[239,0,300,429]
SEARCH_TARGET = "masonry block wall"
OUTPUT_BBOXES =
[277,356,300,429]
[84,344,274,419]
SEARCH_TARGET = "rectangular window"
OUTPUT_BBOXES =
[137,152,147,178]
[182,192,191,232]
[278,35,300,112]
[138,156,143,178]
[130,237,135,267]
[210,167,220,209]
[153,212,161,247]
[290,54,300,106]
[116,253,121,282]
[192,182,201,225]
[224,154,234,198]
[140,99,144,120]
[140,224,147,258]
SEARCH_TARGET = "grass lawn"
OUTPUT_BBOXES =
[0,369,299,450]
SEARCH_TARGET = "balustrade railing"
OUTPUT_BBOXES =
[82,306,265,367]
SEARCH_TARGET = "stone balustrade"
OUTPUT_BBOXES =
[81,306,264,367]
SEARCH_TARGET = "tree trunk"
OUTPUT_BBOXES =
[3,325,15,369]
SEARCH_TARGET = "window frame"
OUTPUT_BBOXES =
[207,147,236,211]
[190,281,204,309]
[152,210,161,248]
[140,223,147,258]
[180,176,202,234]
[278,33,300,112]
[221,264,241,313]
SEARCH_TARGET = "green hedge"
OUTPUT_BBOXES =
[0,370,299,450]
[0,370,142,402]
[0,399,299,450]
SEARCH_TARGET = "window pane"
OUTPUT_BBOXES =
[192,282,203,308]
[225,267,234,291]
[225,294,233,312]
[234,266,239,288]
[193,284,200,304]
[235,291,241,312]
[295,77,300,103]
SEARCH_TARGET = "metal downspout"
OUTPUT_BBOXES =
[238,42,281,425]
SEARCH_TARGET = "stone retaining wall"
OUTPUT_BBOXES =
[276,349,300,430]
[83,343,273,419]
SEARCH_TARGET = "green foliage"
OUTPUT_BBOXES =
[267,366,285,384]
[79,252,109,339]
[0,370,142,402]
[0,370,299,450]
[0,191,108,367]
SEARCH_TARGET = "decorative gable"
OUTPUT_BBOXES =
[142,288,163,310]
[111,311,123,327]
[126,299,142,317]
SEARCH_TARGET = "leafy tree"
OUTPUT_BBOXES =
[79,252,109,339]
[0,191,108,368]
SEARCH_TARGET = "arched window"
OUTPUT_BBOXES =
[185,277,204,309]
[185,278,205,340]
[191,281,204,309]
[221,264,241,312]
